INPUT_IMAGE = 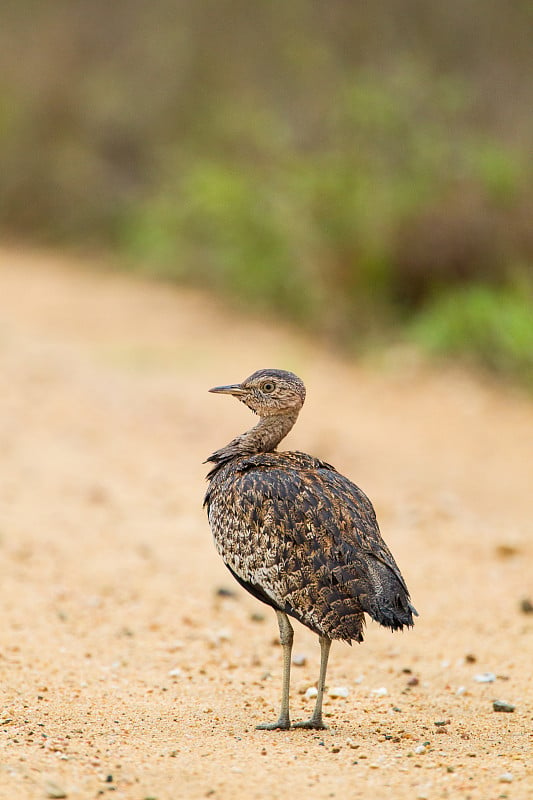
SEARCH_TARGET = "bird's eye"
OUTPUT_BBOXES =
[262,381,275,393]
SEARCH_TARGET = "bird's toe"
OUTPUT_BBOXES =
[256,717,291,731]
[292,717,328,730]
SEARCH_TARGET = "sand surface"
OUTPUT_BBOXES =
[0,248,531,799]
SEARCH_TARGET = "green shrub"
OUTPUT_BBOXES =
[410,283,533,385]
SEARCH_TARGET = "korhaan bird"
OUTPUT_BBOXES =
[204,368,416,730]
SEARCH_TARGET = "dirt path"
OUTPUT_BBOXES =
[0,247,531,800]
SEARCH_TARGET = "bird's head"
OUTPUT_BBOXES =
[209,368,306,417]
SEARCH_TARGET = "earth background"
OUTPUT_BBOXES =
[0,249,531,799]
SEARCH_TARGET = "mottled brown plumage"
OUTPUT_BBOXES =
[204,368,416,730]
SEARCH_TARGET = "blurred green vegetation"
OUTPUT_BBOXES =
[1,1,532,384]
[411,284,533,387]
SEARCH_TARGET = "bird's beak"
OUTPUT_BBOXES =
[208,383,247,397]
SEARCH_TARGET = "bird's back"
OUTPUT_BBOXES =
[205,451,415,643]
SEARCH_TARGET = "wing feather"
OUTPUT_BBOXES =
[206,451,416,640]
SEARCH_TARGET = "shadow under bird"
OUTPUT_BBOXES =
[204,368,417,730]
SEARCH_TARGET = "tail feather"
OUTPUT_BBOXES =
[362,593,417,631]
[361,559,418,631]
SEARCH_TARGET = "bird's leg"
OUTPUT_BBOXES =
[256,611,293,730]
[293,635,331,730]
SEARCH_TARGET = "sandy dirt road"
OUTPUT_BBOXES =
[0,247,532,799]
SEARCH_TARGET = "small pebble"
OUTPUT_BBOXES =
[495,543,519,558]
[215,587,237,598]
[474,672,496,683]
[499,772,513,783]
[207,628,232,647]
[329,686,349,698]
[345,738,358,749]
[45,783,67,799]
[414,744,427,755]
[168,668,183,677]
[407,676,419,686]
[493,700,515,713]
[455,686,466,696]
[370,687,388,696]
[520,598,533,614]
[292,653,307,667]
[305,687,318,700]
[465,653,477,663]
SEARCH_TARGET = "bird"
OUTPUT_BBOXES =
[204,368,417,730]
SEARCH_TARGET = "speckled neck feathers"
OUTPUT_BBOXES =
[206,411,299,468]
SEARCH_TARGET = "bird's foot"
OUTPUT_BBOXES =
[292,717,328,730]
[256,716,291,731]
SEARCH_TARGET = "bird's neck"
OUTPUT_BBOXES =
[208,411,299,464]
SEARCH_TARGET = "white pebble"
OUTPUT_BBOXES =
[292,653,307,666]
[328,686,349,698]
[305,687,318,700]
[474,672,496,683]
[168,668,183,677]
[207,628,232,647]
[371,687,388,696]
[455,685,466,696]
[345,737,358,749]
[499,772,513,783]
[45,781,68,799]
[414,744,427,755]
